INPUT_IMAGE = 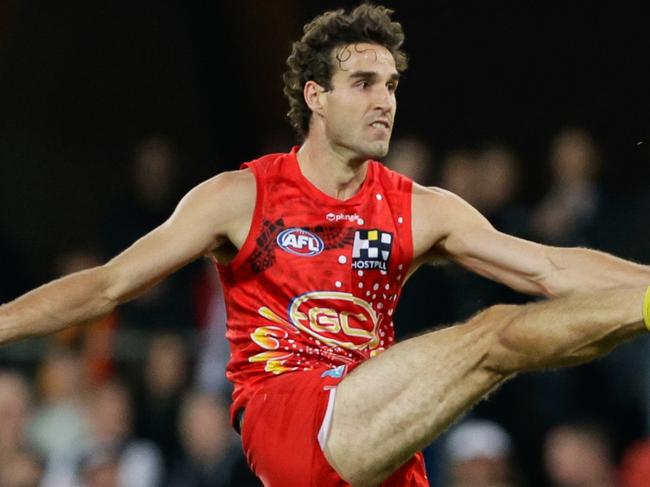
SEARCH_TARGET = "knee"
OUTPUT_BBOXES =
[471,303,520,324]
[324,446,383,487]
[468,304,527,376]
[469,304,521,339]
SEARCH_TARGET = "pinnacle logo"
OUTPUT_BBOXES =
[326,212,361,223]
[352,229,393,271]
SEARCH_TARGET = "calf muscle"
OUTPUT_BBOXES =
[486,288,647,374]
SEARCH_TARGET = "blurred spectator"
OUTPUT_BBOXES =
[544,422,616,487]
[82,380,164,487]
[102,135,200,331]
[0,371,33,464]
[619,439,650,487]
[384,136,436,185]
[475,144,529,238]
[28,346,90,485]
[439,149,482,208]
[531,127,601,245]
[0,449,44,487]
[133,333,189,472]
[194,262,231,394]
[52,249,117,386]
[168,391,261,487]
[445,419,517,487]
[78,445,121,487]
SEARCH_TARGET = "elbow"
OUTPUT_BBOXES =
[98,263,124,310]
[533,276,563,299]
[533,245,571,299]
[467,304,525,377]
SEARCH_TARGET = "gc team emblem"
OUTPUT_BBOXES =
[288,291,381,350]
[277,228,324,256]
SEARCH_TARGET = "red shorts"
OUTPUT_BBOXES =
[240,364,429,487]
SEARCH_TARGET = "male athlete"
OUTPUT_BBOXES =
[2,4,650,487]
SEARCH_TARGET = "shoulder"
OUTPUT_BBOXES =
[412,183,490,227]
[171,168,256,236]
[204,167,255,190]
[243,151,289,174]
[412,183,447,199]
[412,183,471,215]
[411,183,492,261]
[410,185,458,245]
[187,168,256,207]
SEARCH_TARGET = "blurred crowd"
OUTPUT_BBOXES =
[2,129,650,487]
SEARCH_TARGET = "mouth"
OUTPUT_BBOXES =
[369,120,391,131]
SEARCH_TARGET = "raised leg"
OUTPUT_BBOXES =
[324,288,647,486]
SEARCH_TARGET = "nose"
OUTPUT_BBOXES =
[373,86,395,114]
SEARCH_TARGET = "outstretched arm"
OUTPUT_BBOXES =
[0,169,255,345]
[412,184,650,297]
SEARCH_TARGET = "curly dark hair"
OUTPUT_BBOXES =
[283,3,408,141]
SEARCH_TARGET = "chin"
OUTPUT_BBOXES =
[354,140,388,160]
[369,141,390,159]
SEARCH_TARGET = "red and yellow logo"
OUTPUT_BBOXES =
[288,291,380,351]
[249,292,382,374]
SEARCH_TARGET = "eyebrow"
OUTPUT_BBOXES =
[348,70,401,82]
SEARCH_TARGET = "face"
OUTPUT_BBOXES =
[311,43,399,160]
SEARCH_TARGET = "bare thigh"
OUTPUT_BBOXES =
[323,307,512,487]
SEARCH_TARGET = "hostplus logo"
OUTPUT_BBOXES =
[352,229,393,271]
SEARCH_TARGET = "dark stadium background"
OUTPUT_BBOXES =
[1,1,649,280]
[1,2,650,486]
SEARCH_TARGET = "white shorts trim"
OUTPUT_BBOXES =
[317,387,338,450]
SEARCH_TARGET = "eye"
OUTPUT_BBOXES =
[356,80,370,89]
[387,82,397,92]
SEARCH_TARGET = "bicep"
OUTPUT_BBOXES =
[414,185,551,295]
[103,171,249,303]
[412,185,493,263]
[442,226,550,294]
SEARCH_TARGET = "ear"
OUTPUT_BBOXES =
[304,80,327,117]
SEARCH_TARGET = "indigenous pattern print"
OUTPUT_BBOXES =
[249,221,359,274]
[249,218,285,274]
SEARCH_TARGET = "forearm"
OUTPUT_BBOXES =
[446,227,650,298]
[0,266,116,345]
[541,247,650,298]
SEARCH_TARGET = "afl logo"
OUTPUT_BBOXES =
[276,228,324,257]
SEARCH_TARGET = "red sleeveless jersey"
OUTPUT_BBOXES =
[217,147,413,419]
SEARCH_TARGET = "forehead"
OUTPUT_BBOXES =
[331,42,397,76]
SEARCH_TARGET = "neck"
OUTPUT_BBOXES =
[296,137,369,201]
